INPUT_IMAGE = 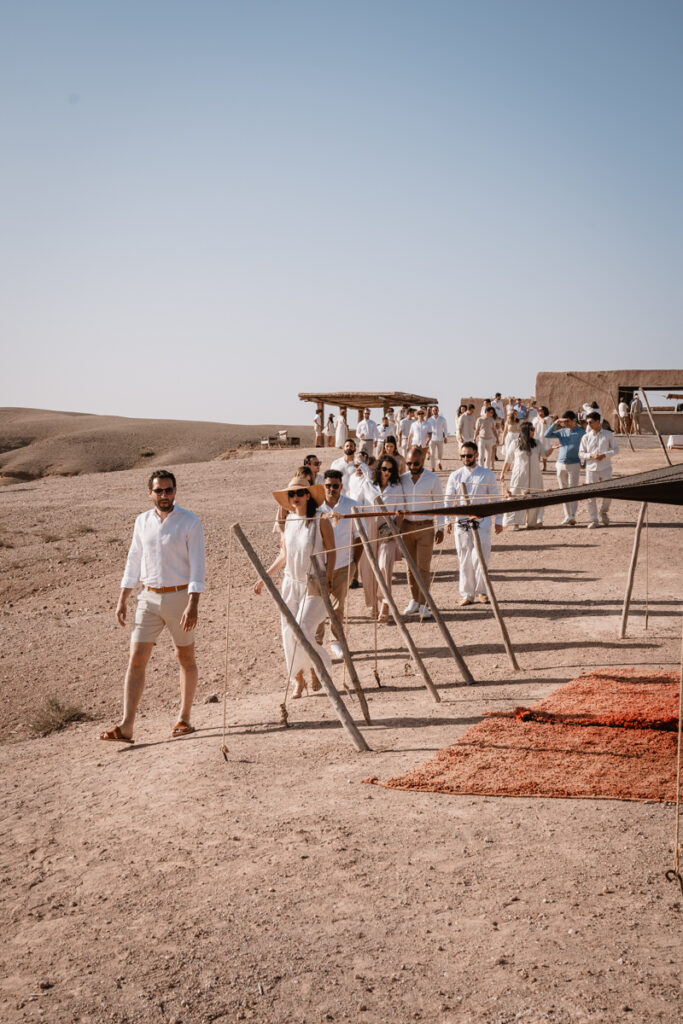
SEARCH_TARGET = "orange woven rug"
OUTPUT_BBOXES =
[365,669,680,802]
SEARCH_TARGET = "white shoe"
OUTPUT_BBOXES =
[561,516,571,525]
[600,512,610,526]
[419,604,432,618]
[587,521,599,529]
[330,641,344,660]
[403,599,420,615]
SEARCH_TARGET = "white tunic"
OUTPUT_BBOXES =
[334,418,348,447]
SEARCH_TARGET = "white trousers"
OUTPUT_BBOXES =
[429,439,444,470]
[280,576,331,680]
[478,438,495,469]
[455,523,492,599]
[585,464,613,522]
[556,462,581,518]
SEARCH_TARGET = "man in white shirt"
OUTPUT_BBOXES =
[399,409,415,456]
[100,470,206,744]
[630,395,643,434]
[330,438,358,494]
[427,405,448,471]
[617,399,631,433]
[355,408,378,456]
[492,393,505,420]
[315,470,360,658]
[456,405,476,445]
[579,412,618,528]
[408,408,432,450]
[400,447,444,618]
[445,443,503,605]
[376,415,393,454]
[313,410,323,448]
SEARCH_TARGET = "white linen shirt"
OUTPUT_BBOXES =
[121,505,206,593]
[408,420,432,448]
[400,469,445,529]
[320,494,357,569]
[356,418,378,442]
[330,456,357,493]
[445,466,503,528]
[579,429,618,475]
[427,414,448,441]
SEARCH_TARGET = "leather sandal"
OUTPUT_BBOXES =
[171,721,196,737]
[99,725,133,744]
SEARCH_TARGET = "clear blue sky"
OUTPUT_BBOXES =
[2,0,682,428]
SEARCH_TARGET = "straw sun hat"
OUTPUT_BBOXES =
[272,474,325,512]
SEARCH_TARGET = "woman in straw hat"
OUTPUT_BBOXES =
[254,474,336,698]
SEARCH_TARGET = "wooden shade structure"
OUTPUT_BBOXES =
[299,391,439,429]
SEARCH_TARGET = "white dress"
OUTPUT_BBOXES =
[280,513,332,681]
[335,417,348,447]
[503,442,543,526]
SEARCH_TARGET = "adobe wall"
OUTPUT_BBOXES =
[536,369,683,433]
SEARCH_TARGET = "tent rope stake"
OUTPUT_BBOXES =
[220,530,233,761]
[665,617,683,897]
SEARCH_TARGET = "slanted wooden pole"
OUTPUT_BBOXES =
[459,483,520,671]
[310,554,371,725]
[232,523,370,753]
[639,388,673,467]
[619,502,648,639]
[376,497,475,686]
[353,511,442,702]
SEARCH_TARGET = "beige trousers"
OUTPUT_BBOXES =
[401,520,434,603]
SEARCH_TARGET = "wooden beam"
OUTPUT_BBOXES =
[353,510,441,703]
[376,497,475,685]
[232,523,370,752]
[639,388,673,467]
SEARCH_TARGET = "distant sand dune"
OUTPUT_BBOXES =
[0,408,312,481]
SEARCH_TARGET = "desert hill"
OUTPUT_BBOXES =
[0,407,312,482]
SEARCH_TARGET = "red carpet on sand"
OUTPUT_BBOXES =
[365,670,680,803]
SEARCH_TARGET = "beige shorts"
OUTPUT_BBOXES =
[131,589,195,647]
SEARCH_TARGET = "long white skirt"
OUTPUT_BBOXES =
[280,576,331,680]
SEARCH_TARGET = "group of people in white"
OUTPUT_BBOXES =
[257,397,619,698]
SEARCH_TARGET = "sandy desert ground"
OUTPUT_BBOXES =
[1,421,682,1024]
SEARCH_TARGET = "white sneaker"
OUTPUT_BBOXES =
[600,512,610,526]
[403,599,420,615]
[330,641,344,660]
[587,521,599,529]
[419,604,432,618]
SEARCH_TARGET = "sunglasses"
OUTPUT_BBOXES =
[406,460,422,467]
[152,487,175,495]
[460,454,475,460]
[324,482,341,490]
[380,466,392,472]
[288,488,309,498]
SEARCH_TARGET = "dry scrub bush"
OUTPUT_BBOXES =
[28,696,89,737]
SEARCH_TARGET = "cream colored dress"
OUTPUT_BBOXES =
[280,513,332,680]
[503,442,544,527]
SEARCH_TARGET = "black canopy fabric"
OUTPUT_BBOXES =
[340,464,683,521]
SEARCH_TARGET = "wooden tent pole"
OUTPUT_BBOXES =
[639,388,673,467]
[459,483,520,671]
[310,554,371,725]
[618,502,647,639]
[232,523,370,753]
[353,511,442,703]
[375,497,475,685]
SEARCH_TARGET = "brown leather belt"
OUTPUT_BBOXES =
[144,584,189,594]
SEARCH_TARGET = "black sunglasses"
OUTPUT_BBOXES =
[324,482,341,489]
[152,487,175,494]
[460,453,475,459]
[288,488,308,498]
[406,460,422,467]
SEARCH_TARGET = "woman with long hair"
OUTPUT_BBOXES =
[255,474,336,697]
[500,421,544,530]
[377,434,406,473]
[357,455,405,621]
[501,410,520,461]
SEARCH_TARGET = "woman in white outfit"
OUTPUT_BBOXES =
[254,475,335,697]
[501,411,520,462]
[324,413,336,447]
[532,406,554,522]
[500,422,544,530]
[358,455,405,622]
[335,411,348,448]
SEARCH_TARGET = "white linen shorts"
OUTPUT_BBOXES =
[131,589,194,647]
